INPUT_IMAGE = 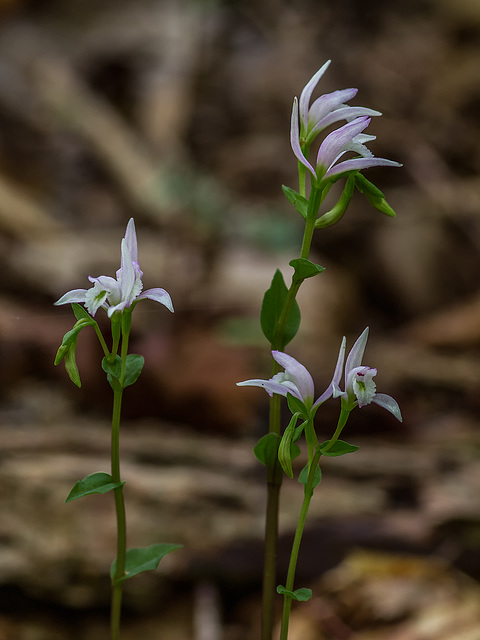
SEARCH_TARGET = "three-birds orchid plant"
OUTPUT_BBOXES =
[238,61,402,640]
[54,219,180,640]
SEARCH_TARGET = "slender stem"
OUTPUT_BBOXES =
[279,448,322,640]
[261,186,324,640]
[110,386,126,640]
[110,311,132,640]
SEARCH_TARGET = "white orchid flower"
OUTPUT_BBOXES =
[55,218,173,317]
[331,327,402,421]
[237,347,345,414]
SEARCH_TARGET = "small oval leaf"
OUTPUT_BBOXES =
[319,439,359,457]
[111,543,182,584]
[65,472,125,503]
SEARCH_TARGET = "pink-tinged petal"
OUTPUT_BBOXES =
[313,336,347,407]
[308,88,358,128]
[308,105,380,142]
[119,238,136,304]
[89,275,118,291]
[323,157,402,181]
[138,288,174,312]
[316,117,371,171]
[54,289,88,306]
[290,98,316,177]
[236,379,293,399]
[124,218,138,262]
[372,393,403,422]
[345,328,369,375]
[272,350,314,401]
[298,60,331,128]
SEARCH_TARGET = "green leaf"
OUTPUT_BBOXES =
[287,393,307,418]
[314,173,356,229]
[355,173,396,217]
[110,543,182,584]
[102,355,122,379]
[289,258,325,283]
[260,269,301,348]
[281,185,308,219]
[72,303,92,322]
[278,418,297,478]
[64,341,81,387]
[123,354,144,388]
[298,463,322,489]
[254,433,281,469]
[318,439,359,457]
[276,585,312,602]
[65,472,125,503]
[354,173,385,199]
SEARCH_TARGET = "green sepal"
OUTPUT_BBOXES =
[65,472,125,503]
[315,174,356,228]
[254,433,281,469]
[318,439,359,456]
[282,185,308,219]
[260,269,301,348]
[276,585,312,602]
[110,543,182,584]
[355,173,397,217]
[298,462,322,490]
[289,258,325,284]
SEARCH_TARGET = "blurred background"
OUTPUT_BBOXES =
[0,0,480,638]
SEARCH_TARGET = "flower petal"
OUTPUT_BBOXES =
[309,105,380,140]
[54,289,88,306]
[138,288,174,312]
[316,117,371,172]
[313,336,346,407]
[345,328,369,376]
[298,60,331,128]
[119,238,137,305]
[124,218,138,262]
[307,88,358,130]
[323,157,402,181]
[372,393,403,422]
[236,378,294,399]
[272,351,314,402]
[290,98,316,177]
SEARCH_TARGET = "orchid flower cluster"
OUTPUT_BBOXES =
[236,61,402,640]
[52,59,402,640]
[54,219,180,640]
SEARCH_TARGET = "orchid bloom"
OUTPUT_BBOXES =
[290,62,401,185]
[54,218,173,317]
[331,327,402,421]
[237,328,401,422]
[237,349,343,414]
[297,60,381,146]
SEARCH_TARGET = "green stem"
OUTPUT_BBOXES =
[261,186,324,640]
[110,311,132,640]
[110,386,126,640]
[279,448,322,640]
